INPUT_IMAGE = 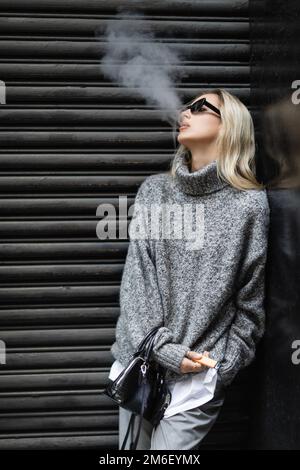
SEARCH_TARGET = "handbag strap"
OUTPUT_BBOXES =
[130,377,148,449]
[144,332,159,363]
[135,324,162,356]
[121,367,149,450]
[121,412,135,450]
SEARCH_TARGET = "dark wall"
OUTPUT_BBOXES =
[249,0,300,182]
[249,0,300,449]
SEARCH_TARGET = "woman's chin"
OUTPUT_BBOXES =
[177,135,192,146]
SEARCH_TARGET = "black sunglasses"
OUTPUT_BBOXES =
[180,97,221,117]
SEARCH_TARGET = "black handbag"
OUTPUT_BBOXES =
[103,325,172,450]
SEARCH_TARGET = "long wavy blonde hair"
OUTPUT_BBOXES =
[170,88,264,190]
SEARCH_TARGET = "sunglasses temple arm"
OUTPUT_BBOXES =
[204,100,221,116]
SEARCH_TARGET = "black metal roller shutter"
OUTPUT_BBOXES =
[0,1,251,450]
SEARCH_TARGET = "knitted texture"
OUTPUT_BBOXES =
[111,156,270,386]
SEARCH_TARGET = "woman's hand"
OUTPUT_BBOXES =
[180,350,210,374]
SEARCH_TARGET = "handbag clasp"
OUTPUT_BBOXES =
[141,362,149,376]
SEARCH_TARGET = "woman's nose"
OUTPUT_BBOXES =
[179,109,191,125]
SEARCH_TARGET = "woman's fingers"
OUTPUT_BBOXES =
[180,357,204,374]
[186,350,203,361]
[180,350,211,373]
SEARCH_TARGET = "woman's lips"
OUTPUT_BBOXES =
[179,125,190,131]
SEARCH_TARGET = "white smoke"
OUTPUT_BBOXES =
[99,9,186,128]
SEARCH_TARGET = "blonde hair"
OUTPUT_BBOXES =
[170,88,264,190]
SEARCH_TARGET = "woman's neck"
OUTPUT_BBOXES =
[188,143,220,172]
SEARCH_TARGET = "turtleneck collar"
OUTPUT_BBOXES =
[173,154,229,196]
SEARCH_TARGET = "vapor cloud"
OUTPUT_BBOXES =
[99,9,185,126]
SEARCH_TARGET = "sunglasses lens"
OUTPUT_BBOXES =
[179,98,221,121]
[192,98,205,113]
[178,98,209,121]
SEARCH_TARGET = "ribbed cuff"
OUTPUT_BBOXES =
[151,342,191,375]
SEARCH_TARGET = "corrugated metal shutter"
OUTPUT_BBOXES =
[0,1,252,450]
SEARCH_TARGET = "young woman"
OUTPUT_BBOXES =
[109,88,270,450]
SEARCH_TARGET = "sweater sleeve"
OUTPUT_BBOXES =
[119,178,190,374]
[217,200,270,387]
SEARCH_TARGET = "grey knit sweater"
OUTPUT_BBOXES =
[111,156,270,387]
